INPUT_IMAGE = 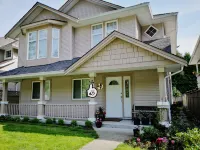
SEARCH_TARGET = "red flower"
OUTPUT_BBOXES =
[136,138,140,143]
[171,140,175,145]
[156,138,163,144]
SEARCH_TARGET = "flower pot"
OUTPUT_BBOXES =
[95,122,102,128]
[141,118,149,125]
[133,118,140,125]
[133,129,140,137]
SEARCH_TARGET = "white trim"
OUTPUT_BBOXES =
[4,50,13,60]
[38,101,47,105]
[123,76,131,118]
[0,101,8,104]
[31,81,41,101]
[72,78,90,100]
[145,25,158,38]
[45,80,51,100]
[91,23,103,48]
[37,29,48,59]
[105,20,118,36]
[27,31,37,60]
[51,28,60,58]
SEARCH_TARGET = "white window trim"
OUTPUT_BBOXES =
[105,20,118,36]
[37,29,48,59]
[91,23,103,48]
[51,28,60,58]
[145,25,158,38]
[45,80,51,100]
[31,81,40,101]
[72,78,90,100]
[27,31,37,60]
[4,50,13,60]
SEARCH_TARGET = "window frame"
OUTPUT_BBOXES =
[37,29,48,59]
[91,23,103,48]
[51,28,60,58]
[4,50,12,60]
[145,25,158,38]
[27,31,37,60]
[31,81,41,101]
[72,78,90,100]
[105,20,118,36]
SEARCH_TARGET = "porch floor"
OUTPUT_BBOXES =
[103,120,137,129]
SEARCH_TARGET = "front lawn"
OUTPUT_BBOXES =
[0,122,98,150]
[115,144,140,150]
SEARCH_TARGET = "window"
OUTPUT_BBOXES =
[109,80,119,85]
[73,79,90,100]
[105,20,118,36]
[52,28,60,58]
[5,50,12,59]
[28,31,37,60]
[32,82,40,100]
[32,81,51,100]
[45,80,51,100]
[125,80,130,98]
[38,29,47,59]
[145,26,158,38]
[91,23,103,47]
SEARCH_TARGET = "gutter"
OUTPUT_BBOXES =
[164,66,184,122]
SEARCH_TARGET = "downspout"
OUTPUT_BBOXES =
[164,66,184,123]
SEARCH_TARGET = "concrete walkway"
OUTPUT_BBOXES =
[81,127,133,150]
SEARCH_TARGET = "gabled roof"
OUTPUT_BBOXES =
[0,37,15,47]
[5,2,79,39]
[59,0,124,13]
[65,31,187,74]
[189,36,200,65]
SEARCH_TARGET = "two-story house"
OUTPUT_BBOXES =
[0,0,187,123]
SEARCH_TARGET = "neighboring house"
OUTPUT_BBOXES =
[0,38,19,91]
[0,0,187,123]
[189,36,200,88]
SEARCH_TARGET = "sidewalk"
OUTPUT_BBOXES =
[81,127,133,150]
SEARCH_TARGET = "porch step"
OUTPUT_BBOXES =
[102,120,137,129]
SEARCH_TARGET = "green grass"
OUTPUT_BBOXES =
[0,122,98,150]
[115,144,141,150]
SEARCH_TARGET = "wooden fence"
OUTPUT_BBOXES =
[186,89,200,119]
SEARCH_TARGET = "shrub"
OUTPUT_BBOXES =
[85,120,93,128]
[22,116,29,122]
[141,127,162,141]
[30,118,40,124]
[53,118,56,124]
[46,118,53,124]
[5,115,12,121]
[71,120,77,127]
[0,115,6,121]
[176,128,200,149]
[58,119,64,125]
[13,116,21,122]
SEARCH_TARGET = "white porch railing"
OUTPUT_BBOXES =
[44,104,89,120]
[7,104,38,117]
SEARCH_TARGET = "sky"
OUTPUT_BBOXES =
[0,0,199,55]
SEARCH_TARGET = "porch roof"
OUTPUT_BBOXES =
[0,58,80,78]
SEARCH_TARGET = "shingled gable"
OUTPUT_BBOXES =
[5,2,79,39]
[65,31,187,74]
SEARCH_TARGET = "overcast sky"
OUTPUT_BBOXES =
[0,0,199,55]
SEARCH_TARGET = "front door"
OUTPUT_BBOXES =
[106,77,122,118]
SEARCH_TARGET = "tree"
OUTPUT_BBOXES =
[172,52,197,94]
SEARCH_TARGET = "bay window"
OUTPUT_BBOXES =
[91,23,103,47]
[52,28,60,58]
[38,29,47,59]
[28,31,37,60]
[73,79,90,100]
[105,20,118,36]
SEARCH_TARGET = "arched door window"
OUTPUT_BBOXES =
[109,80,119,85]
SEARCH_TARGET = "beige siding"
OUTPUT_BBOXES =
[0,51,4,62]
[76,38,175,73]
[67,0,115,19]
[133,70,160,106]
[142,23,165,41]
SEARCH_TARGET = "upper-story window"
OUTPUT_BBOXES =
[105,20,118,36]
[5,50,12,59]
[28,31,37,60]
[38,29,47,59]
[145,25,158,38]
[91,23,103,47]
[52,28,60,58]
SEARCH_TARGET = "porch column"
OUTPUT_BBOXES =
[37,77,46,119]
[157,68,168,122]
[88,73,97,122]
[0,82,8,115]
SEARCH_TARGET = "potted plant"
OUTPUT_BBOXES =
[95,107,106,121]
[133,126,140,137]
[133,113,140,125]
[140,111,150,125]
[95,118,102,128]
